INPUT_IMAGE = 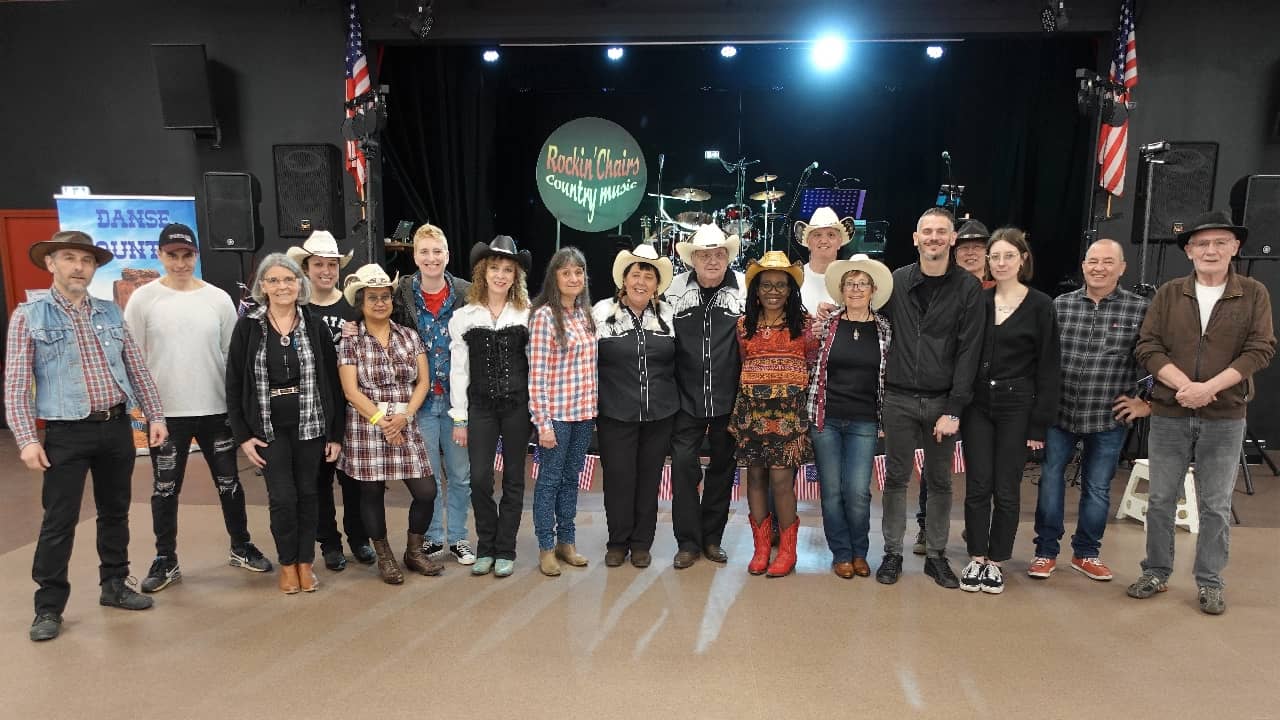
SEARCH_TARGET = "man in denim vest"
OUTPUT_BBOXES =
[4,231,168,641]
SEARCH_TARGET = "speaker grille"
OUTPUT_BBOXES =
[273,144,345,238]
[203,172,261,253]
[1131,141,1219,244]
[1232,174,1280,253]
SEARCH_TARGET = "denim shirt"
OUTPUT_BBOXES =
[23,293,138,420]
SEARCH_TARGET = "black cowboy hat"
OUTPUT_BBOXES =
[469,235,532,271]
[1174,210,1248,250]
[955,219,990,244]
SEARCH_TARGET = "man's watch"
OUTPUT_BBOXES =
[944,414,960,422]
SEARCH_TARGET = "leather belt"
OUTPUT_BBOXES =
[270,386,300,398]
[81,404,126,422]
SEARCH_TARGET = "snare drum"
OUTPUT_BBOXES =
[715,204,754,236]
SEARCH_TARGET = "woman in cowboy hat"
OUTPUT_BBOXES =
[528,246,598,577]
[807,254,894,579]
[592,244,677,569]
[794,206,856,314]
[447,236,532,578]
[226,253,344,594]
[734,250,818,578]
[337,263,443,584]
[285,230,373,571]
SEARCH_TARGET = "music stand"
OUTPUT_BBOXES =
[800,188,866,220]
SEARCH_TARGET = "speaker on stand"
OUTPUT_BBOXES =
[1130,141,1219,292]
[202,171,263,305]
[272,144,345,239]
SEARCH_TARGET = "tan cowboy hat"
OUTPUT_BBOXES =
[342,263,398,306]
[286,230,353,269]
[824,254,893,310]
[744,250,804,288]
[794,207,855,248]
[675,223,740,265]
[28,230,114,269]
[612,243,673,295]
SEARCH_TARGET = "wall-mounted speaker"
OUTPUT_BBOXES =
[152,44,216,130]
[203,172,262,253]
[272,144,345,238]
[1232,174,1280,254]
[1130,141,1219,244]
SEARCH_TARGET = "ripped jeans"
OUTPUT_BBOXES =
[148,414,252,558]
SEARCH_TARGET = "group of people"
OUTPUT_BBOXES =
[6,203,1272,642]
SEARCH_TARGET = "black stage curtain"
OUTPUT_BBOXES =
[381,37,1097,298]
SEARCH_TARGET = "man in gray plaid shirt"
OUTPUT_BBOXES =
[1029,239,1150,582]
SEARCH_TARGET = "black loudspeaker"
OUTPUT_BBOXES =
[152,44,216,130]
[273,144,345,238]
[1130,141,1219,244]
[1232,174,1280,253]
[203,172,262,253]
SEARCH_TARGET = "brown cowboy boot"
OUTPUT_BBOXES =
[278,563,300,594]
[555,543,588,567]
[404,532,444,576]
[371,538,404,585]
[297,562,319,592]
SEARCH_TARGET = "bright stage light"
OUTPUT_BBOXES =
[926,45,944,60]
[482,49,500,63]
[720,45,738,58]
[810,34,848,71]
[606,46,625,61]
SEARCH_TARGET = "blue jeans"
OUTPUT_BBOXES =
[811,418,877,562]
[1033,424,1127,559]
[1143,415,1244,589]
[417,395,471,545]
[533,419,593,550]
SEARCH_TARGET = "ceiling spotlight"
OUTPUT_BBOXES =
[606,46,625,61]
[1041,2,1069,32]
[482,49,500,63]
[810,34,848,72]
[926,45,944,60]
[720,45,738,58]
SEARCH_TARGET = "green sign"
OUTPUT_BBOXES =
[536,117,647,232]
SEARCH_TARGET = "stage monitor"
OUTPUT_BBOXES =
[152,43,216,130]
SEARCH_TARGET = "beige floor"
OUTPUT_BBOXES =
[0,437,1277,720]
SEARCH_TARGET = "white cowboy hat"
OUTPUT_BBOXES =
[612,243,673,295]
[286,230,353,269]
[675,223,740,265]
[342,263,398,306]
[824,253,893,310]
[794,206,855,248]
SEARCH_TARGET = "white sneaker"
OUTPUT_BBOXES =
[960,560,984,593]
[980,563,1005,594]
[450,541,477,565]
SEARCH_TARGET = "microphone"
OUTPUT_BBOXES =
[941,150,951,163]
[658,153,665,172]
[808,161,819,170]
[1140,141,1170,154]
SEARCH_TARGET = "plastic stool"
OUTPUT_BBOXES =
[1114,459,1199,534]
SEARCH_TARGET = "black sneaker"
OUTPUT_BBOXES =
[141,556,181,593]
[423,541,445,558]
[979,563,1005,594]
[351,542,376,565]
[923,556,960,589]
[876,553,904,584]
[229,543,273,573]
[99,577,154,611]
[449,541,477,565]
[29,613,62,642]
[323,548,347,572]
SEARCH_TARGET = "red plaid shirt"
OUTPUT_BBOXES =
[4,288,165,448]
[528,304,598,433]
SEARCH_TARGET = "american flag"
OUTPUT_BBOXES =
[659,464,673,501]
[578,454,597,491]
[912,448,926,477]
[873,454,887,492]
[731,467,743,503]
[529,447,540,480]
[493,438,504,473]
[1097,0,1138,196]
[793,464,821,502]
[953,440,966,474]
[344,0,370,199]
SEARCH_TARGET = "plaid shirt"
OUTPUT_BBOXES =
[4,288,164,448]
[337,321,430,481]
[528,304,598,433]
[1054,286,1149,434]
[246,304,325,442]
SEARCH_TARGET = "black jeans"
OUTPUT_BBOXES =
[358,476,437,540]
[961,380,1035,562]
[148,414,249,558]
[315,461,368,553]
[881,390,956,557]
[33,415,135,615]
[468,404,530,560]
[669,411,735,553]
[597,414,674,552]
[259,425,324,565]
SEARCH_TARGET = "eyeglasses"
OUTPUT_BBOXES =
[758,281,790,293]
[364,293,393,305]
[1187,238,1236,250]
[262,276,299,287]
[842,280,874,291]
[987,252,1021,263]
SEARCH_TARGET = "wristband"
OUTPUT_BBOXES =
[452,419,468,428]
[369,410,386,425]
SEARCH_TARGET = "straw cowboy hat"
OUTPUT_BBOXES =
[824,253,894,310]
[612,243,673,295]
[675,223,740,265]
[744,250,805,288]
[1174,209,1248,250]
[342,263,397,306]
[28,230,113,269]
[286,230,353,269]
[469,235,532,271]
[793,207,855,248]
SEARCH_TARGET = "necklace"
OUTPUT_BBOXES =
[269,309,298,347]
[845,310,871,340]
[759,314,784,337]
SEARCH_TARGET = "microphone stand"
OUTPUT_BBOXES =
[1135,144,1171,295]
[782,163,817,254]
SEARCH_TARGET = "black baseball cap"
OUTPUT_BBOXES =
[158,223,198,251]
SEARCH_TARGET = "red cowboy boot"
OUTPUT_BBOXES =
[748,514,773,575]
[766,519,799,578]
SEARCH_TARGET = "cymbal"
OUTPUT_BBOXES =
[753,173,778,183]
[646,192,689,201]
[749,190,786,202]
[675,211,714,230]
[670,187,711,202]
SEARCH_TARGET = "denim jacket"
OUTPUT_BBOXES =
[23,293,138,419]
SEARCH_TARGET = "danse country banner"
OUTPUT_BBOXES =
[536,117,647,232]
[54,194,202,451]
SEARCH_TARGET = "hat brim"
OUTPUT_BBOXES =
[824,257,894,310]
[612,251,673,296]
[1176,223,1248,250]
[675,235,741,265]
[794,218,855,248]
[28,241,114,270]
[744,260,805,290]
[469,242,532,272]
[342,277,396,307]
[287,246,353,269]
